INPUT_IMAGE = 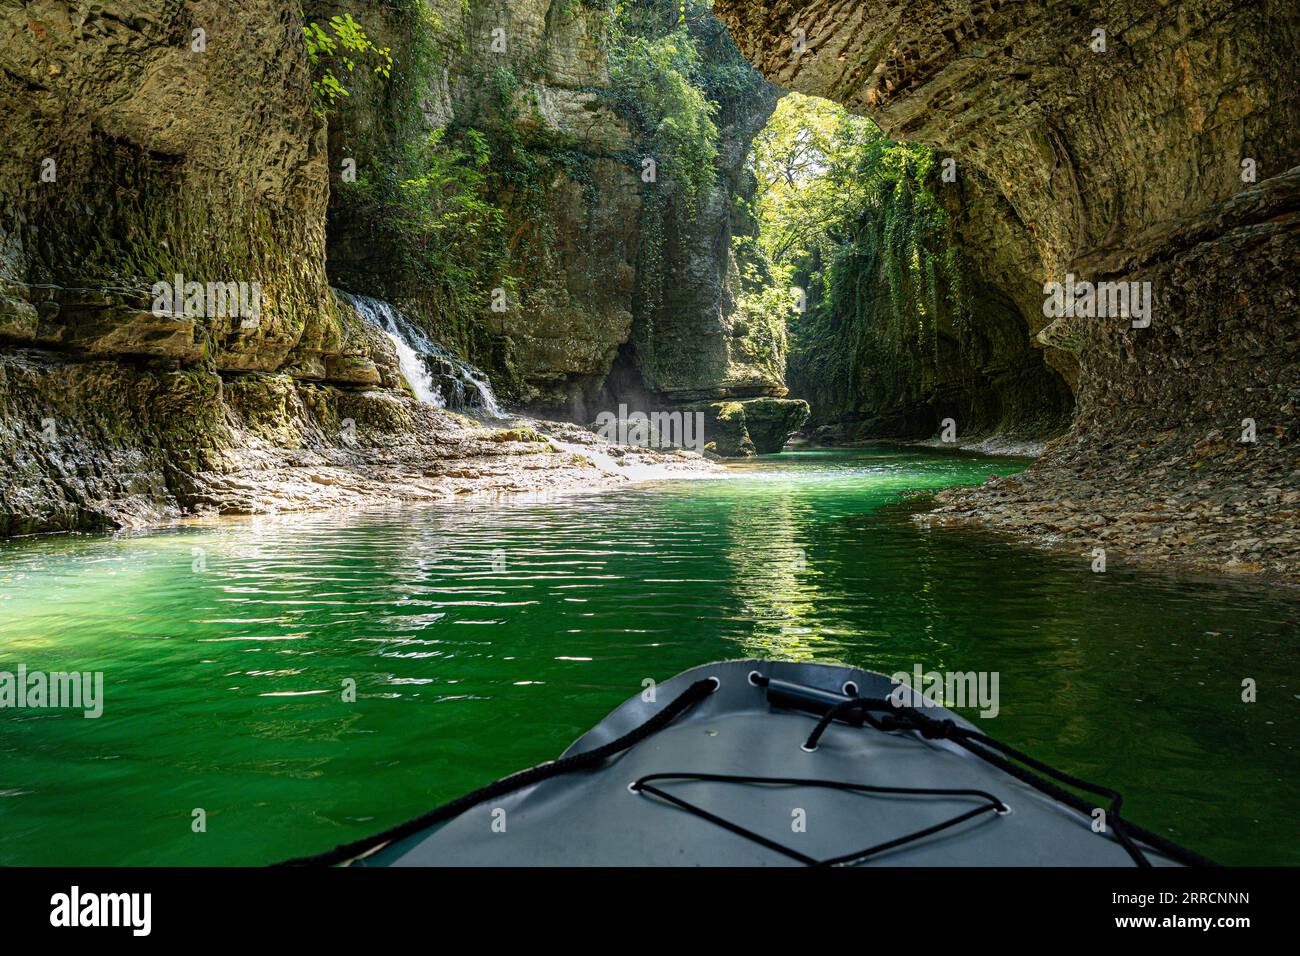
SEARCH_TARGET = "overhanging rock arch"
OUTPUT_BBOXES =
[716,0,1300,576]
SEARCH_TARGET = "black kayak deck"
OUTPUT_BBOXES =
[356,660,1187,866]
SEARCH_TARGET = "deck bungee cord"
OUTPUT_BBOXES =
[276,662,1215,868]
[628,771,1008,867]
[755,674,1215,868]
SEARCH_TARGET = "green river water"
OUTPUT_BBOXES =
[0,446,1296,865]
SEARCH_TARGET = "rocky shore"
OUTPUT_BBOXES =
[924,432,1299,583]
[0,362,722,536]
[192,417,723,523]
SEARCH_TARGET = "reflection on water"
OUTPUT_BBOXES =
[0,447,1295,864]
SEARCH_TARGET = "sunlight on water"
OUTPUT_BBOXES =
[0,447,1295,864]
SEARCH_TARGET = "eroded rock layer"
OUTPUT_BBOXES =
[321,0,795,426]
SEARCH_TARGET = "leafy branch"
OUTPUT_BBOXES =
[303,13,393,109]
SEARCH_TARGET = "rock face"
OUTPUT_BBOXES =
[584,12,810,456]
[0,1,331,369]
[929,167,1299,578]
[0,1,790,534]
[323,0,797,435]
[685,397,810,457]
[716,0,1299,575]
[619,45,784,405]
[319,0,646,415]
[0,0,338,532]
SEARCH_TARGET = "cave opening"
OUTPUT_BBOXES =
[741,90,1074,449]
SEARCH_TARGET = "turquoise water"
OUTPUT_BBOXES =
[0,446,1295,865]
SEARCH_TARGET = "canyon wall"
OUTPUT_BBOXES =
[0,0,347,532]
[717,0,1299,575]
[0,0,798,534]
[317,0,645,413]
[789,164,1075,444]
[589,8,806,454]
[320,0,802,441]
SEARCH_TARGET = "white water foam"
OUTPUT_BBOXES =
[339,291,504,418]
[384,328,443,406]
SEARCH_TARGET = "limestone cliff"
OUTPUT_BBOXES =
[0,1,793,534]
[316,0,645,413]
[611,17,783,405]
[320,0,795,423]
[789,164,1074,444]
[320,0,805,450]
[590,2,808,454]
[0,0,338,532]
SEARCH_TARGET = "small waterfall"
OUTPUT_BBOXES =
[338,291,505,418]
[455,362,504,419]
[377,306,443,407]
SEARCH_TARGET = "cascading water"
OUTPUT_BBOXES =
[453,361,504,419]
[338,291,504,418]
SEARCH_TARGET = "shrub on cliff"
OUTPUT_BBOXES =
[608,3,719,208]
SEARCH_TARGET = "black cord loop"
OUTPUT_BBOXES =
[798,693,1216,867]
[631,771,1007,867]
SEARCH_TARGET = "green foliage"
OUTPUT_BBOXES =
[606,0,738,338]
[749,94,875,265]
[731,258,794,381]
[326,4,512,317]
[392,129,507,291]
[746,93,970,396]
[608,3,719,208]
[337,120,511,313]
[303,13,393,109]
[479,66,554,279]
[558,0,616,18]
[380,2,444,134]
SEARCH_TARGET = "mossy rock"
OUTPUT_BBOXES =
[688,401,754,457]
[741,398,810,454]
[687,397,810,457]
[491,426,547,443]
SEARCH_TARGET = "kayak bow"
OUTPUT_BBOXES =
[279,660,1212,867]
